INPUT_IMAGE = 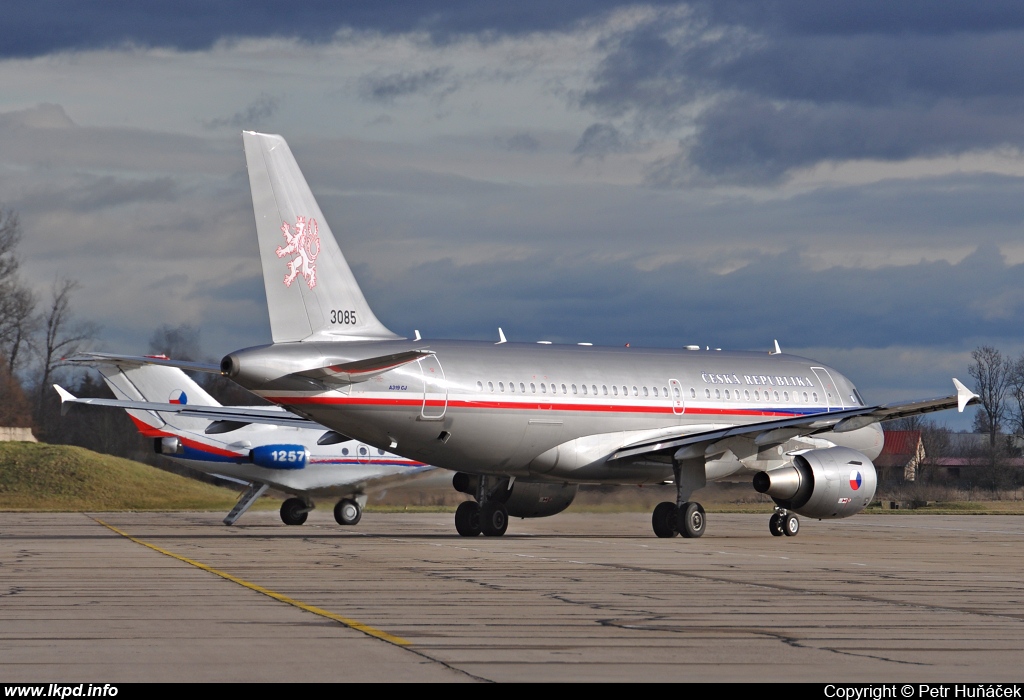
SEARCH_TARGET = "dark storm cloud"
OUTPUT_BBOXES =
[504,133,541,153]
[695,1,1024,36]
[0,1,676,58]
[646,97,1024,186]
[362,242,1024,354]
[359,68,453,103]
[203,93,279,130]
[573,123,630,160]
[581,1,1024,183]
[17,175,182,214]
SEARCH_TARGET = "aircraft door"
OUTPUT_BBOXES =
[419,354,448,420]
[669,378,685,415]
[811,367,846,412]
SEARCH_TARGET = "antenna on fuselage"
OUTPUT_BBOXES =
[769,339,782,355]
[496,328,507,345]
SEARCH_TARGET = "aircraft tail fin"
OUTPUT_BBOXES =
[93,362,220,408]
[242,131,400,343]
[85,360,222,435]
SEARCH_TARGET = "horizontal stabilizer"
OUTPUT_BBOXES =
[64,352,221,374]
[52,389,324,429]
[293,349,435,384]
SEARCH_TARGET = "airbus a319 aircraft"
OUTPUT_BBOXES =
[54,354,436,526]
[118,131,979,539]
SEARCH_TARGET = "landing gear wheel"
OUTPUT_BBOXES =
[678,502,706,538]
[280,498,308,526]
[454,501,481,537]
[480,501,509,537]
[769,512,784,537]
[334,499,362,526]
[783,513,800,537]
[652,501,678,538]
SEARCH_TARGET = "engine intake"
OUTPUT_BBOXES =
[753,446,877,519]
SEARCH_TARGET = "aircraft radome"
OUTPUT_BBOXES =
[120,131,982,539]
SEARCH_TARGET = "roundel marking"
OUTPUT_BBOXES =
[169,390,188,405]
[849,470,862,491]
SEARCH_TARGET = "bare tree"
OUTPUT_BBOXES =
[148,323,203,361]
[147,322,267,406]
[968,345,1012,448]
[2,286,37,374]
[884,415,925,432]
[36,277,99,410]
[1007,354,1024,437]
[0,360,33,428]
[0,207,21,281]
[0,207,38,374]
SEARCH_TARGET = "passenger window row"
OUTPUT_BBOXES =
[694,387,820,404]
[472,380,827,404]
[475,380,678,398]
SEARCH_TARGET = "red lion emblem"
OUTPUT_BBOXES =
[277,216,321,289]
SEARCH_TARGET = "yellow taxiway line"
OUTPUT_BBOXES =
[92,517,411,647]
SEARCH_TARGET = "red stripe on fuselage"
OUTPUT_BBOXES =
[126,415,242,459]
[128,414,164,438]
[260,394,815,419]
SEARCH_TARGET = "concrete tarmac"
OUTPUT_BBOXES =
[2,510,1024,683]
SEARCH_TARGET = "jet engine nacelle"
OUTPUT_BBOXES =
[752,446,876,520]
[453,473,578,518]
[249,444,309,470]
[155,437,183,455]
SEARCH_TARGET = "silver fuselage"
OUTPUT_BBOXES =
[224,340,884,486]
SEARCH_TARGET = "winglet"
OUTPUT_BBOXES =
[53,384,77,416]
[53,384,76,403]
[496,327,507,345]
[770,339,782,355]
[952,378,979,413]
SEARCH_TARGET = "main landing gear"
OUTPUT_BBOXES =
[454,476,509,537]
[651,457,708,538]
[280,497,311,525]
[652,501,706,538]
[768,509,800,537]
[334,498,362,526]
[280,496,367,527]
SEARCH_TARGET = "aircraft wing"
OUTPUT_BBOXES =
[53,385,324,429]
[611,378,978,461]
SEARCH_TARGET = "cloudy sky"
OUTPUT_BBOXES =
[4,1,1024,428]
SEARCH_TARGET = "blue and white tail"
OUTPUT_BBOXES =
[242,131,400,343]
[93,360,219,435]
